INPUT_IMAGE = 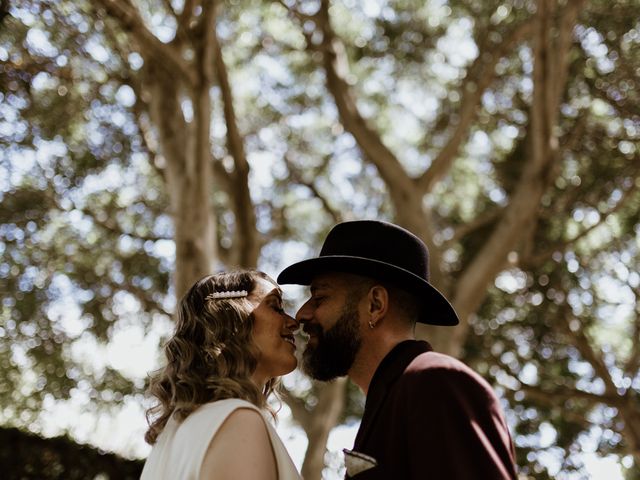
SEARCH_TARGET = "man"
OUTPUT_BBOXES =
[278,220,517,479]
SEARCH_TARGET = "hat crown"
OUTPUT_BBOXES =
[277,219,458,325]
[320,221,430,281]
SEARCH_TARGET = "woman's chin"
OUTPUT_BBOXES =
[281,358,298,376]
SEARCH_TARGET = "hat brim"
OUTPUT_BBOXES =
[277,256,459,326]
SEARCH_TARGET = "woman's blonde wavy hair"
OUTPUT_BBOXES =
[144,270,281,445]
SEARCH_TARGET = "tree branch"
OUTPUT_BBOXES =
[556,313,619,395]
[178,0,198,30]
[445,0,580,356]
[160,0,176,17]
[300,379,347,480]
[417,19,535,193]
[97,15,169,185]
[211,18,260,268]
[281,389,312,432]
[95,0,197,87]
[311,0,449,284]
[445,206,505,247]
[273,0,319,23]
[511,383,600,427]
[283,154,343,224]
[520,382,625,408]
[211,158,233,194]
[555,312,640,464]
[624,285,640,376]
[314,0,418,201]
[44,182,170,243]
[523,176,639,268]
[547,0,586,121]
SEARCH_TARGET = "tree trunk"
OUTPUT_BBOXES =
[621,405,640,468]
[285,378,348,480]
[146,72,217,298]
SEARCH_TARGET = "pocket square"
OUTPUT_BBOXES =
[343,448,378,477]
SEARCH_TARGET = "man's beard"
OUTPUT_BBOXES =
[302,298,362,381]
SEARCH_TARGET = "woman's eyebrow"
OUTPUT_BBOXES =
[266,288,283,300]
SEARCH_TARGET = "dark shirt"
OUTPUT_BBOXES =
[346,340,517,479]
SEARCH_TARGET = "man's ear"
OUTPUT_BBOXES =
[367,285,388,325]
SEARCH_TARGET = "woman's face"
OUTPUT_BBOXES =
[250,277,299,385]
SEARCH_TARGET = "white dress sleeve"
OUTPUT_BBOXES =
[141,398,302,480]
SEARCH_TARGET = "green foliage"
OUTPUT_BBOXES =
[0,426,143,479]
[1,0,640,478]
[0,0,171,437]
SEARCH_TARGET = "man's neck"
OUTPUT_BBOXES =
[348,331,415,395]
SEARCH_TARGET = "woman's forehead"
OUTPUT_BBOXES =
[253,277,282,299]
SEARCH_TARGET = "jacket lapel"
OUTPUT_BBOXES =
[353,340,432,450]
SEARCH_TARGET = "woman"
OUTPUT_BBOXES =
[141,270,301,479]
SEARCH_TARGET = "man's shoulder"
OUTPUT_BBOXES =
[400,350,493,392]
[405,350,469,372]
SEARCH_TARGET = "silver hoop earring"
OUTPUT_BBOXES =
[368,320,375,329]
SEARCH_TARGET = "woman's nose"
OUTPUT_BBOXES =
[285,312,300,331]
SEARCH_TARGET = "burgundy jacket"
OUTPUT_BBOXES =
[346,340,517,479]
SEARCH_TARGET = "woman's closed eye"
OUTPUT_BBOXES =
[271,301,285,314]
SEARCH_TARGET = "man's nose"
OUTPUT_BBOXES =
[295,298,313,324]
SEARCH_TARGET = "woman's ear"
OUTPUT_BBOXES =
[367,285,388,326]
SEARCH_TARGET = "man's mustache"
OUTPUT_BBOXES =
[303,324,323,337]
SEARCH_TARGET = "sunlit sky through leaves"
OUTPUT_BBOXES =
[2,1,639,478]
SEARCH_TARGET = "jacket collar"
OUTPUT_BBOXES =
[353,339,432,449]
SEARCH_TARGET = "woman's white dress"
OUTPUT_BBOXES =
[140,398,301,479]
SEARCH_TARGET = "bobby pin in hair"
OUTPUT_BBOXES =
[205,290,248,301]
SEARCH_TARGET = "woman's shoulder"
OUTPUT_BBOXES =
[172,398,260,438]
[199,402,278,480]
[178,398,262,430]
[199,397,259,410]
[196,399,302,480]
[193,397,253,411]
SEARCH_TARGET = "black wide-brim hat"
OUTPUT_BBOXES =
[277,220,459,326]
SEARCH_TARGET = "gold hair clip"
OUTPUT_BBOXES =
[205,290,248,301]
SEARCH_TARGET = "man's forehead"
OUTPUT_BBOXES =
[309,272,362,291]
[310,280,331,292]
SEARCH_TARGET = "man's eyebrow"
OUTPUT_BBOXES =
[310,282,331,294]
